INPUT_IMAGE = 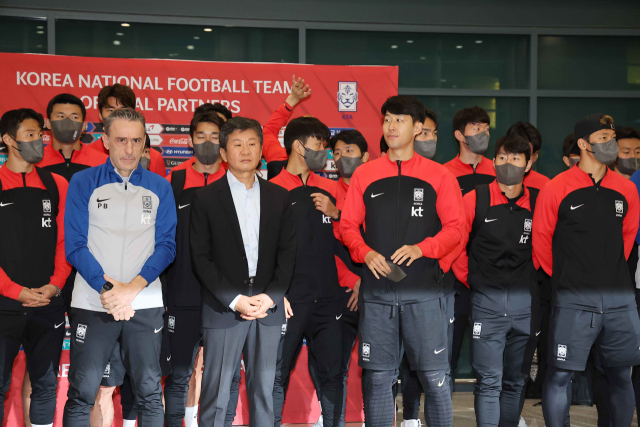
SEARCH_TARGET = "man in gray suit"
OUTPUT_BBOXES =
[189,117,296,427]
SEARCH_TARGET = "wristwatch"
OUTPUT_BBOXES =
[100,282,113,295]
[52,285,62,298]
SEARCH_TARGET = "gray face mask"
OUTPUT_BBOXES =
[414,139,437,159]
[335,156,362,178]
[569,157,580,167]
[10,136,44,164]
[50,117,84,144]
[586,138,618,166]
[617,157,640,175]
[495,163,526,186]
[192,140,220,165]
[140,156,151,170]
[465,131,490,155]
[301,146,328,171]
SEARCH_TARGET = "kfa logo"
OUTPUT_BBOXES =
[524,219,532,232]
[473,322,482,338]
[76,324,87,340]
[411,206,423,217]
[322,215,332,224]
[557,344,567,359]
[42,199,51,213]
[281,323,287,336]
[616,200,624,215]
[168,316,176,331]
[141,214,152,225]
[42,218,52,228]
[142,196,153,210]
[337,82,358,112]
[414,188,424,202]
[103,362,111,377]
[362,342,371,358]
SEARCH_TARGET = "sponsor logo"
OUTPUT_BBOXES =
[449,317,455,323]
[557,344,567,359]
[103,362,111,377]
[438,376,446,387]
[323,215,332,224]
[43,199,51,213]
[485,218,498,223]
[570,204,584,210]
[167,355,172,361]
[141,214,152,225]
[149,135,163,146]
[97,197,109,209]
[414,188,424,202]
[145,123,164,134]
[473,322,482,338]
[154,326,163,333]
[178,204,190,210]
[362,342,371,358]
[54,322,64,329]
[337,82,358,112]
[616,200,624,215]
[0,202,13,207]
[519,235,529,244]
[76,324,87,340]
[371,192,384,198]
[434,348,445,354]
[336,314,343,320]
[524,218,532,232]
[168,315,175,331]
[281,323,287,335]
[42,218,52,228]
[536,331,541,336]
[411,206,423,217]
[169,137,190,145]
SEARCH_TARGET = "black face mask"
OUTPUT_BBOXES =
[8,135,44,164]
[585,138,618,166]
[335,156,362,178]
[414,139,437,159]
[50,117,84,144]
[192,140,220,165]
[616,157,640,175]
[494,163,526,186]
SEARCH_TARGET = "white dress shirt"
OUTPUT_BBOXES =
[227,171,261,310]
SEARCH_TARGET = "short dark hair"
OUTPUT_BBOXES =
[47,93,87,121]
[1,108,44,140]
[452,106,490,136]
[283,117,330,155]
[144,133,151,150]
[563,133,579,157]
[98,84,136,112]
[219,117,263,150]
[381,96,426,124]
[494,134,531,164]
[190,112,225,140]
[195,103,232,121]
[329,129,368,154]
[507,121,542,153]
[424,107,439,131]
[616,126,640,142]
[380,135,388,154]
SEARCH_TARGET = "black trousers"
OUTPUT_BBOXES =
[272,299,344,427]
[63,307,164,427]
[0,306,65,425]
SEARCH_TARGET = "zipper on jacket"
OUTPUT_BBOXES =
[204,172,209,185]
[392,160,402,317]
[60,149,73,170]
[21,173,26,187]
[119,179,129,282]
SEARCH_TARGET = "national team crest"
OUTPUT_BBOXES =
[43,199,51,213]
[142,196,152,210]
[337,82,358,112]
[103,362,111,376]
[281,323,287,335]
[76,324,87,339]
[473,322,482,337]
[168,316,175,330]
[616,200,624,214]
[362,342,371,358]
[414,188,424,202]
[524,219,532,232]
[557,344,567,358]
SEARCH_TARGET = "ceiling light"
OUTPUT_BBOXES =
[194,36,200,40]
[420,56,426,60]
[391,45,398,49]
[407,40,413,44]
[204,28,212,32]
[113,40,121,45]
[475,40,483,44]
[187,45,195,50]
[37,31,44,34]
[37,25,44,29]
[456,45,463,49]
[116,32,124,36]
[121,23,130,27]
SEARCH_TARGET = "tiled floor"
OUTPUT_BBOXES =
[281,392,639,427]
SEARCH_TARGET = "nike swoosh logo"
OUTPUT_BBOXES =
[449,317,455,323]
[154,327,163,333]
[0,202,13,207]
[371,193,384,198]
[292,202,297,205]
[336,314,343,320]
[178,204,190,209]
[167,355,171,361]
[485,218,498,223]
[571,204,584,210]
[96,198,111,203]
[438,377,446,387]
[536,331,541,336]
[54,322,64,329]
[434,348,445,354]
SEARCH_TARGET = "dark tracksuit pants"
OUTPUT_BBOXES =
[63,307,164,427]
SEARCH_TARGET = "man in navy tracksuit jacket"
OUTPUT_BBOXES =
[62,108,176,427]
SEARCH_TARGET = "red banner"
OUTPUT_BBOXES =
[0,52,398,173]
[0,53,397,425]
